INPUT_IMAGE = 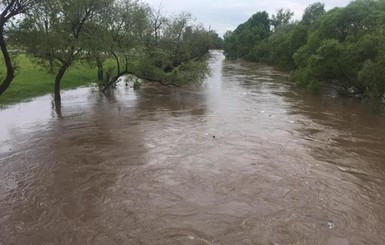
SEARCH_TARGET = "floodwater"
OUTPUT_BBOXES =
[1,50,385,245]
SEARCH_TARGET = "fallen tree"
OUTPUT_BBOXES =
[101,57,210,92]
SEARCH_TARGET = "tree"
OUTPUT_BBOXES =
[224,11,270,60]
[0,0,39,95]
[267,24,296,68]
[271,9,294,30]
[221,0,385,101]
[223,30,238,59]
[302,2,326,25]
[100,8,213,91]
[292,0,385,98]
[208,30,224,49]
[15,0,113,101]
[100,0,148,78]
[6,0,215,100]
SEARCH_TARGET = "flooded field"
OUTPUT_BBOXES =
[1,51,385,244]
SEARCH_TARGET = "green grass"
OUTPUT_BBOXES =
[0,55,98,106]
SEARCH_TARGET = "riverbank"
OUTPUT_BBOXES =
[0,55,97,106]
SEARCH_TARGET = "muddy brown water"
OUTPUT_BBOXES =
[1,51,385,245]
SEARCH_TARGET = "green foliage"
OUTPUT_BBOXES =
[294,0,385,97]
[224,0,385,100]
[2,0,215,100]
[267,24,296,68]
[223,31,238,60]
[224,11,270,60]
[209,31,224,49]
[358,45,385,100]
[271,9,294,30]
[302,2,326,25]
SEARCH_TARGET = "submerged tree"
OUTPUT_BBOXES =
[10,0,216,99]
[98,0,150,91]
[101,8,215,92]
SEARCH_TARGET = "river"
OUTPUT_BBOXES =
[1,50,385,245]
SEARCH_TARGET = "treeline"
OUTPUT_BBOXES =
[0,0,222,101]
[224,0,385,101]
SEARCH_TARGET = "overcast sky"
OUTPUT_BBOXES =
[142,0,352,36]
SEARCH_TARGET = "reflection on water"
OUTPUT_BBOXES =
[1,50,385,244]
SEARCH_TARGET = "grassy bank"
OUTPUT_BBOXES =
[0,55,97,106]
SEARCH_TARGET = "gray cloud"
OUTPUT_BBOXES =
[143,0,351,36]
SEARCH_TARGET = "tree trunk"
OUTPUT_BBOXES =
[102,70,128,93]
[53,99,62,117]
[111,51,120,74]
[54,64,69,101]
[101,70,183,93]
[0,25,15,95]
[96,56,103,81]
[48,58,54,74]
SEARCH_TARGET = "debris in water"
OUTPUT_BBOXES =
[327,221,336,229]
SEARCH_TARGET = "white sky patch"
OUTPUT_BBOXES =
[142,0,352,36]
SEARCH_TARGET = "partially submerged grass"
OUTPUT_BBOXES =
[0,55,97,106]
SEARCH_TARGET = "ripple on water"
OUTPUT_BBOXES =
[1,51,385,244]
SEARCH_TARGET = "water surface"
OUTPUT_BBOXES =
[1,51,385,245]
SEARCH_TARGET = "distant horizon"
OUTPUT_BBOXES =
[142,0,352,36]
